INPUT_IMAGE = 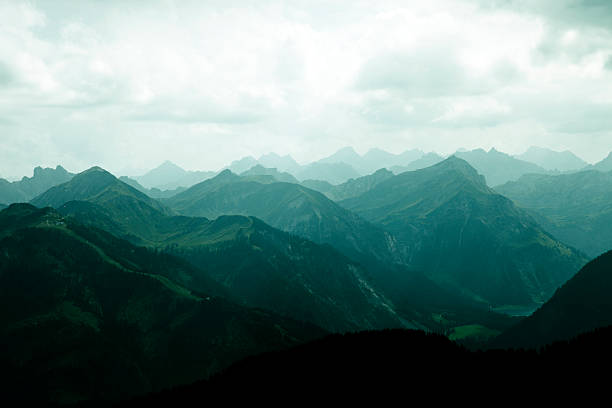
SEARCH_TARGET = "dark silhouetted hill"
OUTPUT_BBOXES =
[494,249,612,349]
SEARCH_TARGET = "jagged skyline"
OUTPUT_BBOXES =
[1,145,607,188]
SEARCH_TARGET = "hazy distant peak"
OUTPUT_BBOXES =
[259,152,296,161]
[365,147,387,155]
[336,146,359,155]
[248,164,269,171]
[322,146,361,162]
[373,168,393,175]
[230,156,257,164]
[227,156,259,174]
[158,160,184,170]
[516,146,588,171]
[362,148,392,160]
[215,169,238,178]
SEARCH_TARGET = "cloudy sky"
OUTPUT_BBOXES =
[1,0,612,179]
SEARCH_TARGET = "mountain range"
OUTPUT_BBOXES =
[28,168,414,332]
[0,203,325,405]
[164,169,403,267]
[27,165,523,334]
[227,153,363,184]
[496,170,612,258]
[227,147,426,185]
[5,145,612,406]
[340,156,587,307]
[0,146,591,206]
[123,146,602,194]
[454,148,548,186]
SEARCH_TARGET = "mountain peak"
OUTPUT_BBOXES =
[364,147,389,157]
[433,156,486,185]
[80,166,113,176]
[327,146,360,160]
[259,152,281,160]
[159,160,183,169]
[2,202,40,215]
[438,155,474,169]
[373,168,393,176]
[217,169,235,177]
[337,146,358,154]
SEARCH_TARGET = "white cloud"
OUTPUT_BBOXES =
[0,0,611,179]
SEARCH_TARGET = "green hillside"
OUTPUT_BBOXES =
[0,204,325,405]
[341,156,586,307]
[166,170,403,266]
[30,169,408,332]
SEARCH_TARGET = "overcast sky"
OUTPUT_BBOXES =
[1,0,612,179]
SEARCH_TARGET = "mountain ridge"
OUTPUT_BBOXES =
[340,156,587,307]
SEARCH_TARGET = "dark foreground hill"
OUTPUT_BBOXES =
[494,249,612,349]
[0,204,325,406]
[123,327,612,406]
